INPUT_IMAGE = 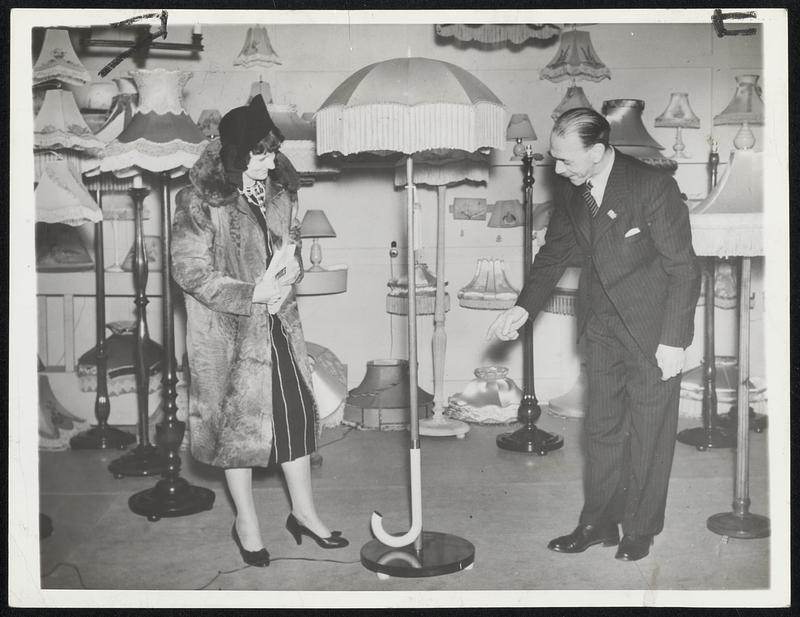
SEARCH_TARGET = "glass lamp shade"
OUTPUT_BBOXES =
[35,160,101,225]
[33,28,91,87]
[100,69,208,178]
[540,29,611,83]
[34,88,104,153]
[300,210,336,238]
[551,85,594,120]
[603,99,677,171]
[234,26,282,69]
[655,92,701,128]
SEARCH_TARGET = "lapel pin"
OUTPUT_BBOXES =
[607,209,617,220]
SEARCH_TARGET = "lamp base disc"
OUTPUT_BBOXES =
[707,512,770,539]
[361,531,475,578]
[129,481,216,522]
[716,407,768,433]
[419,416,470,438]
[108,444,168,478]
[496,426,564,455]
[70,426,136,450]
[676,426,736,451]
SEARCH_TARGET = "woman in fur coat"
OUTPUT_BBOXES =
[172,95,348,567]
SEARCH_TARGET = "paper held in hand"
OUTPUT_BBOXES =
[266,242,297,314]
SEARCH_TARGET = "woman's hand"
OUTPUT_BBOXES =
[277,257,302,286]
[252,273,283,304]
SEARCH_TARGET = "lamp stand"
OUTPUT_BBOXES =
[669,126,690,159]
[497,147,563,454]
[108,186,168,478]
[733,122,756,150]
[70,189,136,450]
[419,185,470,439]
[129,172,215,520]
[677,258,737,450]
[308,238,324,271]
[707,257,769,538]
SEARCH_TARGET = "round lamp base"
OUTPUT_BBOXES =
[676,426,736,451]
[70,426,136,450]
[129,478,216,522]
[707,512,770,539]
[361,531,475,578]
[419,416,470,438]
[496,426,564,455]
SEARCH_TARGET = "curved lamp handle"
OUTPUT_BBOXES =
[370,449,422,548]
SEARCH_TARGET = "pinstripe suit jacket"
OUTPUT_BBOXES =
[516,151,700,358]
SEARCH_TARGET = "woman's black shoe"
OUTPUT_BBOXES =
[232,523,270,567]
[286,513,349,549]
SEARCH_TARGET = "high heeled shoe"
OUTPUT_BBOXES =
[232,523,270,567]
[286,513,349,549]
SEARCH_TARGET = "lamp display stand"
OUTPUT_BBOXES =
[108,186,168,478]
[419,185,470,439]
[707,257,769,538]
[362,158,475,578]
[676,257,736,450]
[70,189,136,450]
[130,173,215,520]
[497,147,563,454]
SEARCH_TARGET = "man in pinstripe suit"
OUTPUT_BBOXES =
[487,108,700,561]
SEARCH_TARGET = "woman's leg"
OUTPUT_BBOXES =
[281,454,332,537]
[225,467,265,550]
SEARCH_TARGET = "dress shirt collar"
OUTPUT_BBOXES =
[588,146,616,205]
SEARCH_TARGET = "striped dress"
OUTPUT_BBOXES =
[243,181,316,465]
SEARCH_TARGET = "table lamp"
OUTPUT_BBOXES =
[300,209,336,271]
[654,92,701,158]
[714,74,764,150]
[506,113,536,161]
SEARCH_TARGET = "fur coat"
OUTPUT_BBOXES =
[172,139,317,468]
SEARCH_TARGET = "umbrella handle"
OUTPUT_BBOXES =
[370,448,422,547]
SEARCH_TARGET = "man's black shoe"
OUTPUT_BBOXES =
[614,534,654,561]
[547,523,620,553]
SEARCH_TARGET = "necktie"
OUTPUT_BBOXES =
[582,181,599,217]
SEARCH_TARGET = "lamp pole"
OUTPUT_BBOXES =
[497,145,564,454]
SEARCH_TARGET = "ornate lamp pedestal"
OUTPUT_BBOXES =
[496,146,563,455]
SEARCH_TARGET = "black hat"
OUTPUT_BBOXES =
[219,95,283,173]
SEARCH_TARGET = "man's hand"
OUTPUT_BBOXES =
[252,273,283,304]
[655,344,685,381]
[486,306,530,341]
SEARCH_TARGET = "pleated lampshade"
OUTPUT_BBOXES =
[234,26,282,68]
[35,159,101,225]
[100,69,208,178]
[540,29,611,83]
[33,28,91,87]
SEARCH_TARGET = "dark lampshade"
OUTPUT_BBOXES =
[540,29,611,83]
[506,114,536,159]
[300,210,336,238]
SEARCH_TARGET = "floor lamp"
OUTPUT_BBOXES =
[496,143,564,454]
[100,69,214,517]
[316,57,505,577]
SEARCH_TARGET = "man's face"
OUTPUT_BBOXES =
[549,131,604,186]
[244,151,276,180]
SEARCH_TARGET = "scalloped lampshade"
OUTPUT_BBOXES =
[100,69,208,178]
[33,28,91,87]
[540,29,611,84]
[234,26,282,69]
[34,88,104,153]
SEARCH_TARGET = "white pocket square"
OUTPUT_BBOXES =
[624,227,641,238]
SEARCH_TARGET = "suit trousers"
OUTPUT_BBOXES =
[579,310,681,537]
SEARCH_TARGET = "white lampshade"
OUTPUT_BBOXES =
[33,28,91,87]
[234,26,282,69]
[34,89,104,153]
[35,160,101,225]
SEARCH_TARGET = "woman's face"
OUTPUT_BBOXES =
[244,150,277,181]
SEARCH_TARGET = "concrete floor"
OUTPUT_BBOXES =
[37,411,773,602]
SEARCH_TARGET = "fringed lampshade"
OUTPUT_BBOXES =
[234,26,282,69]
[100,69,208,178]
[602,99,677,171]
[654,92,701,158]
[551,85,595,120]
[34,88,103,153]
[35,159,101,225]
[714,75,764,150]
[540,29,611,84]
[33,28,91,87]
[392,149,490,187]
[435,23,561,45]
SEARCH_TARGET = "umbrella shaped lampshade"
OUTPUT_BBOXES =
[316,57,506,156]
[33,28,91,87]
[100,69,208,178]
[35,159,101,225]
[234,26,282,69]
[540,29,611,84]
[34,88,104,153]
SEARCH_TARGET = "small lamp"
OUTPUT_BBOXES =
[300,210,336,271]
[714,74,764,150]
[234,26,282,69]
[654,92,701,159]
[506,113,536,160]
